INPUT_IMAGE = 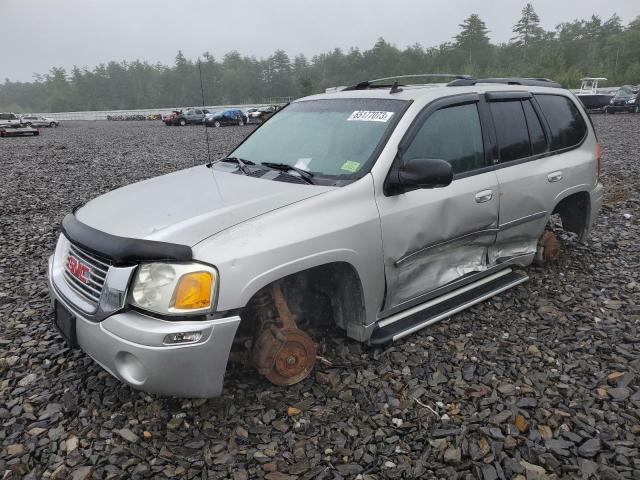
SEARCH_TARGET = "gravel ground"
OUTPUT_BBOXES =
[1,117,639,480]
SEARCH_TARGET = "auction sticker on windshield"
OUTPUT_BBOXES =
[347,111,394,122]
[340,161,361,173]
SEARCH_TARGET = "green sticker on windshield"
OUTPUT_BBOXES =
[341,161,361,173]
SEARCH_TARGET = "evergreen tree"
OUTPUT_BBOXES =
[511,3,545,46]
[455,14,491,69]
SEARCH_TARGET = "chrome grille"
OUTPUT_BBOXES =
[63,243,111,305]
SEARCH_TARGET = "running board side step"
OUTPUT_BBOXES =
[368,269,528,346]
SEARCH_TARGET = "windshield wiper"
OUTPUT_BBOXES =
[207,156,254,175]
[260,162,315,184]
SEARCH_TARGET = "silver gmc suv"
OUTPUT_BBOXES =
[48,75,604,397]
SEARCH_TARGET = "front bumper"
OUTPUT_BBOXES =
[48,256,241,397]
[606,104,634,112]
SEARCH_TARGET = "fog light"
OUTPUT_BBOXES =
[163,331,203,345]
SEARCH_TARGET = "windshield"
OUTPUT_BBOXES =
[231,98,408,180]
[614,86,634,98]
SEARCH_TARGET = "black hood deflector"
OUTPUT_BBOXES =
[61,214,193,266]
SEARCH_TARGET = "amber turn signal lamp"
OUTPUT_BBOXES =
[172,272,213,310]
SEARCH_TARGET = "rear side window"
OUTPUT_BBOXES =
[489,101,531,162]
[534,94,587,150]
[403,103,485,174]
[522,100,547,155]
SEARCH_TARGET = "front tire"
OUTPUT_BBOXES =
[179,118,187,126]
[214,121,221,128]
[238,119,244,126]
[49,122,57,128]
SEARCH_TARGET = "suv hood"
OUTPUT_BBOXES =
[75,165,334,246]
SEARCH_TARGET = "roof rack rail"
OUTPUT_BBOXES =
[447,77,562,88]
[343,74,474,91]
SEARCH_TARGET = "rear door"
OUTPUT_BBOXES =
[377,94,500,310]
[489,92,590,260]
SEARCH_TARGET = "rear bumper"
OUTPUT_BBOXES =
[47,256,241,398]
[588,182,604,233]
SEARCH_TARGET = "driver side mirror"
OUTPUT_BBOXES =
[385,157,453,195]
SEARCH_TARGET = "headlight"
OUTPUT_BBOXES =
[628,98,636,104]
[129,262,217,315]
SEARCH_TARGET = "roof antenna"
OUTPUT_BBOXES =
[197,59,212,166]
[389,80,403,94]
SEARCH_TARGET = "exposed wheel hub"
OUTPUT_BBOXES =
[252,282,317,386]
[536,231,561,263]
[254,326,317,385]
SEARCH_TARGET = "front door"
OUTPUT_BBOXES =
[376,95,500,311]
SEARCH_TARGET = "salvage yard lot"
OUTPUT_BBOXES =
[1,117,639,479]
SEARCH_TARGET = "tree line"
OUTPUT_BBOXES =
[2,4,639,113]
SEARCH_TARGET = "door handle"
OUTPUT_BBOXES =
[547,171,563,183]
[475,189,493,203]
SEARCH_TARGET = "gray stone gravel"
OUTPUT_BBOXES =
[1,117,639,479]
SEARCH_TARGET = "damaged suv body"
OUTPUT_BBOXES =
[48,75,603,397]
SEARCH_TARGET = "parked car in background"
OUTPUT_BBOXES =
[205,109,247,127]
[0,125,39,137]
[162,110,182,125]
[605,85,640,114]
[21,115,60,127]
[0,112,22,128]
[47,75,603,397]
[246,105,280,123]
[244,108,260,123]
[166,108,210,126]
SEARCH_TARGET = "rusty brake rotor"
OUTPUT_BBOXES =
[254,326,317,385]
[252,282,317,386]
[537,231,561,263]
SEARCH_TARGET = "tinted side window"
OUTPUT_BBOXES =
[404,103,484,174]
[522,100,547,155]
[535,94,587,150]
[489,101,531,162]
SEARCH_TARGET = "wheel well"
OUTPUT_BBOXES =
[235,262,366,341]
[552,191,590,241]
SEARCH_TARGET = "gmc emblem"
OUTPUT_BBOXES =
[66,255,91,284]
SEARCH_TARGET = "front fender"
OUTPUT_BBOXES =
[192,175,385,327]
[239,248,362,309]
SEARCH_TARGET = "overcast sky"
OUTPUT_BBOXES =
[2,0,639,82]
